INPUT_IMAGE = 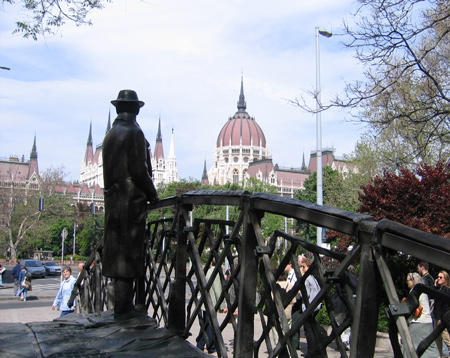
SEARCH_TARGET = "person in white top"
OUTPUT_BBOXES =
[286,261,297,284]
[406,272,439,357]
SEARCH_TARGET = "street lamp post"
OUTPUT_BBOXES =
[315,27,332,247]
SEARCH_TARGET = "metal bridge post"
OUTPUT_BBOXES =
[167,205,188,335]
[94,251,102,312]
[235,197,259,357]
[350,238,380,357]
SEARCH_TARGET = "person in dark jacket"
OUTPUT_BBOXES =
[332,265,358,350]
[418,261,434,287]
[433,270,450,356]
[11,260,21,295]
[102,89,159,319]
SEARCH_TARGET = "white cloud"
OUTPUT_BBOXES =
[0,0,364,182]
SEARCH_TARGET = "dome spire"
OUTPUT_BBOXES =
[237,75,246,113]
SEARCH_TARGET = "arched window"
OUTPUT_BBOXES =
[233,169,239,184]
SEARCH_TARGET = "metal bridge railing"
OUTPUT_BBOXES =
[71,190,450,358]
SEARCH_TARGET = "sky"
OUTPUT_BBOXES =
[0,0,366,183]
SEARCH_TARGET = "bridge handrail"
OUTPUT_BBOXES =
[75,190,450,358]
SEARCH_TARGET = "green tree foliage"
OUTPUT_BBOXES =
[5,0,108,40]
[356,162,450,302]
[296,166,361,212]
[358,162,450,237]
[151,177,286,242]
[46,218,73,256]
[0,166,73,259]
[76,213,103,257]
[340,0,450,165]
[295,166,366,248]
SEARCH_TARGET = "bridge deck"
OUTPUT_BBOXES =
[1,310,213,358]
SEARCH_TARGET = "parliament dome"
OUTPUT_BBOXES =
[216,79,267,149]
[208,77,271,185]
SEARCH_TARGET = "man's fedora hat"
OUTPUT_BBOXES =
[111,89,145,108]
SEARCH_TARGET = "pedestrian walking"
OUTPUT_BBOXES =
[16,266,29,301]
[52,266,77,317]
[11,260,21,295]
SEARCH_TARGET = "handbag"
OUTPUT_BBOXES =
[401,297,423,318]
[22,280,31,290]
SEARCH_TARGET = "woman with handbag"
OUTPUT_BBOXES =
[16,266,30,301]
[405,272,439,357]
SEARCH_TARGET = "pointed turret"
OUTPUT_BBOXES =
[84,121,94,164]
[154,117,164,162]
[301,152,307,170]
[201,159,209,185]
[237,75,247,113]
[164,127,178,183]
[168,128,176,159]
[105,110,111,135]
[28,134,39,178]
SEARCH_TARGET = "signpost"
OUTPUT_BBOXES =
[61,228,68,266]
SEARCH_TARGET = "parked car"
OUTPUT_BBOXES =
[20,259,46,278]
[42,261,62,276]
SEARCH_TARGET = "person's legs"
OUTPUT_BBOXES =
[196,311,207,350]
[304,316,316,355]
[196,310,216,352]
[435,320,444,356]
[23,288,27,300]
[442,328,450,355]
[335,312,351,349]
[304,312,327,357]
[60,310,74,317]
[290,308,301,349]
[16,287,23,299]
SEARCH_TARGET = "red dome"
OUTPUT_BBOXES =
[216,77,267,148]
[216,112,266,148]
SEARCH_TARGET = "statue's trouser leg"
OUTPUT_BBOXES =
[114,278,134,314]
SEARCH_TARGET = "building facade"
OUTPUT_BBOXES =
[0,135,40,192]
[151,119,179,187]
[80,113,179,190]
[205,78,351,198]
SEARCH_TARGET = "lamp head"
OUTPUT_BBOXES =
[318,30,332,38]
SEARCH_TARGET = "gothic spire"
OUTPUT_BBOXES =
[87,121,93,146]
[301,152,307,170]
[201,159,209,185]
[30,133,38,159]
[28,134,39,178]
[106,110,111,135]
[154,116,164,161]
[237,75,247,113]
[168,128,176,159]
[84,121,94,164]
[156,117,162,142]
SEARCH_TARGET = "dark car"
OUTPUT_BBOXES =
[20,259,46,278]
[42,261,62,276]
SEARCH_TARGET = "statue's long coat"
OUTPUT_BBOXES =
[102,113,157,278]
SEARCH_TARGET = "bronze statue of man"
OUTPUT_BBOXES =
[102,89,158,318]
